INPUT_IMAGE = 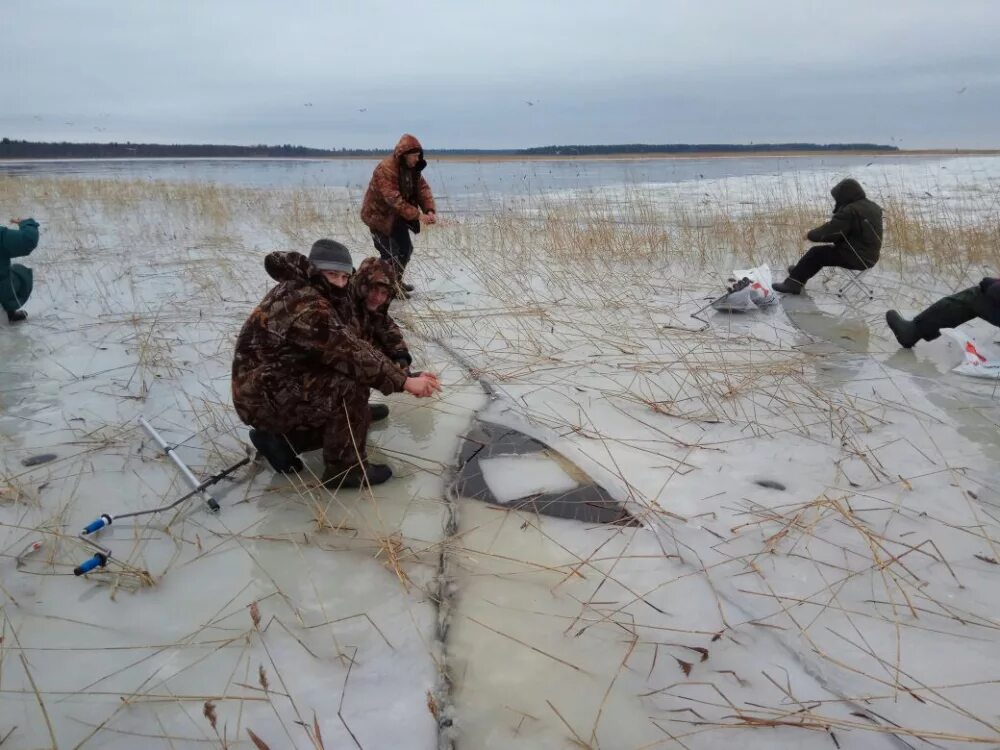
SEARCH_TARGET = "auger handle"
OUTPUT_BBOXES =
[81,514,113,535]
[74,552,108,576]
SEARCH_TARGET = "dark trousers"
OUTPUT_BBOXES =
[789,244,872,285]
[371,220,414,279]
[914,286,999,341]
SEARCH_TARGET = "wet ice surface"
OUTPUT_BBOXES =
[2,157,1000,749]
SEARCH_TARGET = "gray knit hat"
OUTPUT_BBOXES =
[308,239,354,274]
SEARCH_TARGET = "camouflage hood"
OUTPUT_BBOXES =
[351,257,398,313]
[393,133,426,171]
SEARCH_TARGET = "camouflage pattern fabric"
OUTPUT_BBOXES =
[231,251,407,466]
[350,257,412,368]
[360,134,436,236]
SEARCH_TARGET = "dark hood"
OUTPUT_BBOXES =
[393,133,426,171]
[350,257,398,314]
[831,178,866,208]
[264,251,346,299]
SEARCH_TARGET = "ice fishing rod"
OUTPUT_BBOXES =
[73,418,251,576]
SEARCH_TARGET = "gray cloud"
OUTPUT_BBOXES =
[3,0,999,148]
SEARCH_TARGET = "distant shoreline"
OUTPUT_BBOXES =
[2,149,999,165]
[431,149,1000,163]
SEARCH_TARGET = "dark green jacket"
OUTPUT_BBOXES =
[806,179,883,266]
[0,218,39,312]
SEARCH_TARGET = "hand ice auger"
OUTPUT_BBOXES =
[74,418,250,576]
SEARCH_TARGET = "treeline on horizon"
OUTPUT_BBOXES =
[0,138,899,159]
[522,143,899,155]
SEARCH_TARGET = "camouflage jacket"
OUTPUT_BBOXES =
[232,252,408,423]
[351,257,412,369]
[360,134,436,236]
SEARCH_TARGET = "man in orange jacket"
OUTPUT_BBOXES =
[360,134,437,297]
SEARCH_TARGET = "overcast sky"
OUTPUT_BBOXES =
[4,0,999,149]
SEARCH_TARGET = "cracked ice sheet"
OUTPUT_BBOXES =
[433,289,1000,746]
[0,202,486,749]
[5,159,1000,748]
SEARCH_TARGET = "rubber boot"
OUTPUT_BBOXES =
[369,403,389,422]
[885,310,920,348]
[321,461,393,489]
[772,278,804,295]
[7,310,27,323]
[249,429,304,473]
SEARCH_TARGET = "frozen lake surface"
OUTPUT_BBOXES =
[1,156,1000,748]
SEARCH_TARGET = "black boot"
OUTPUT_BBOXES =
[7,310,27,323]
[886,310,920,348]
[249,429,304,473]
[321,461,393,488]
[369,403,389,421]
[773,278,803,295]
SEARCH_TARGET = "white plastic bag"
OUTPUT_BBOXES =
[712,264,779,312]
[948,330,1000,379]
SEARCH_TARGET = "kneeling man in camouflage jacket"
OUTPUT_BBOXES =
[232,239,440,488]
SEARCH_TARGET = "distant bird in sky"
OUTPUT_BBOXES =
[303,102,313,107]
[865,162,873,166]
[957,86,967,94]
[359,108,367,113]
[525,100,536,106]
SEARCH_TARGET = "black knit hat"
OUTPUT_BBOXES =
[308,239,354,274]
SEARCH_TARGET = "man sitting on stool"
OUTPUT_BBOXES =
[773,178,883,295]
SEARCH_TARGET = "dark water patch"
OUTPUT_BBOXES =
[754,479,786,491]
[21,453,57,467]
[453,420,639,526]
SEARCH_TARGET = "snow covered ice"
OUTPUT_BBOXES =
[2,155,1000,748]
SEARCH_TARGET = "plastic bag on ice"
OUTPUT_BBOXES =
[712,264,779,312]
[948,330,1000,379]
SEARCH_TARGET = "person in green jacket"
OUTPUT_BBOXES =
[0,218,40,323]
[773,179,883,295]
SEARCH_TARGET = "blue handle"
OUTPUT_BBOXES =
[74,553,108,576]
[82,514,113,535]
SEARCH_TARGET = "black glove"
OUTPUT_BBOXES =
[979,277,998,294]
[392,352,413,376]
